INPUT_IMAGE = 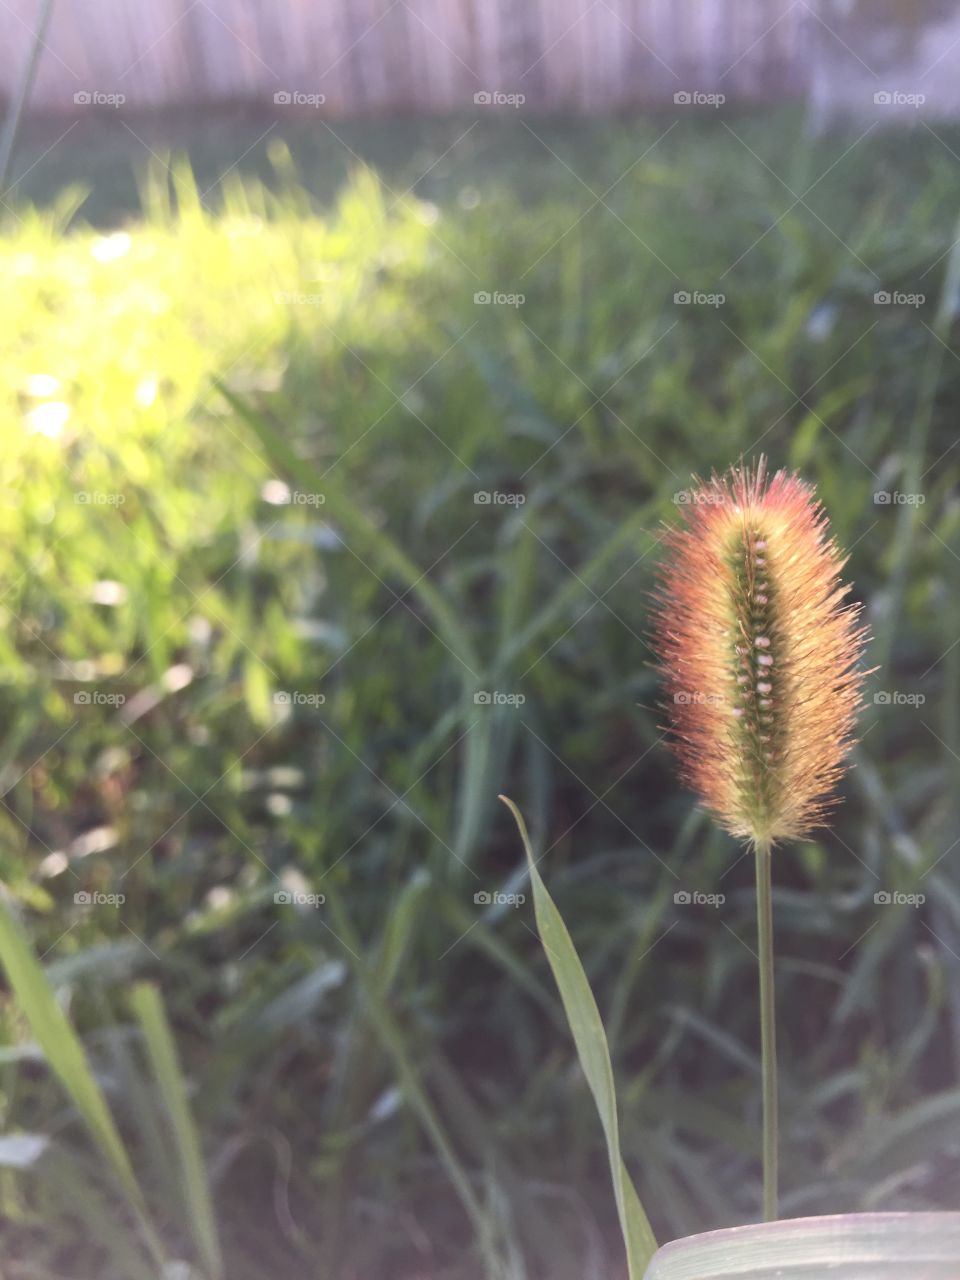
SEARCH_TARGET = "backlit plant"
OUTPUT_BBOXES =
[504,456,869,1271]
[650,456,868,1217]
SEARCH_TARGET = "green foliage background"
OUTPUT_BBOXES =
[1,109,959,1278]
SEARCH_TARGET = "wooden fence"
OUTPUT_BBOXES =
[2,0,958,116]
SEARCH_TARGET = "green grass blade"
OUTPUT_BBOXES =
[216,380,481,678]
[499,796,657,1277]
[32,1150,162,1280]
[324,892,506,1278]
[130,983,223,1279]
[492,510,654,675]
[374,869,430,997]
[0,901,143,1211]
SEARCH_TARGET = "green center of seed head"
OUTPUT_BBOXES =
[728,525,780,841]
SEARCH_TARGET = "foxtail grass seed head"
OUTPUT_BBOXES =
[653,458,868,846]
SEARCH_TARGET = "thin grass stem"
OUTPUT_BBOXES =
[754,837,778,1220]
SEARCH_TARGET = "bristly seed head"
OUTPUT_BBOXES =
[651,457,869,846]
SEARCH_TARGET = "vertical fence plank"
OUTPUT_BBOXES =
[1,0,957,117]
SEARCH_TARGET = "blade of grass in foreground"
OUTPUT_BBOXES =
[0,901,164,1265]
[324,891,508,1279]
[499,796,658,1277]
[130,983,223,1279]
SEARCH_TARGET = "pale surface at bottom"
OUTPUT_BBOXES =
[642,1211,960,1279]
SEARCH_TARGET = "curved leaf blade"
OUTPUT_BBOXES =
[499,796,657,1276]
[130,983,223,1279]
[0,901,142,1209]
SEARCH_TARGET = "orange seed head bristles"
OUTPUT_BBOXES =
[652,458,868,846]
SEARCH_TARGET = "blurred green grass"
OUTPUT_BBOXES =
[1,110,960,1278]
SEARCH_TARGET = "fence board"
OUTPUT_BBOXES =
[0,0,958,116]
